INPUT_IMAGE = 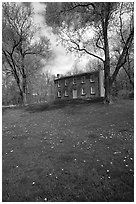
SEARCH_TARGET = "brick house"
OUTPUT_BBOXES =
[54,70,105,100]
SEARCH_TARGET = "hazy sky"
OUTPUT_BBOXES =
[31,2,75,75]
[31,2,90,75]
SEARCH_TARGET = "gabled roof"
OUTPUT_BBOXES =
[54,70,99,81]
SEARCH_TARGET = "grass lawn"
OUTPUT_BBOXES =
[2,99,134,202]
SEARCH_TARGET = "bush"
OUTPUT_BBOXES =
[129,91,134,99]
[118,89,132,99]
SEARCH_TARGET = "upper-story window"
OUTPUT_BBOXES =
[90,75,95,82]
[65,79,68,86]
[57,80,61,87]
[73,77,77,84]
[81,76,86,83]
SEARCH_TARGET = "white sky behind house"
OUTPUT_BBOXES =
[31,2,91,76]
[31,2,74,75]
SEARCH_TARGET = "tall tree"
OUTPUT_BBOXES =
[2,2,52,104]
[45,2,134,103]
[110,4,134,90]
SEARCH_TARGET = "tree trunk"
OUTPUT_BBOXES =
[102,20,111,103]
[23,92,27,105]
[124,54,134,89]
[110,27,134,86]
[16,76,27,105]
[104,61,111,103]
[19,89,24,105]
[18,88,27,105]
[22,75,27,105]
[21,53,27,105]
[123,66,134,89]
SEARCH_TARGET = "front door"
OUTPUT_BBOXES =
[73,90,77,99]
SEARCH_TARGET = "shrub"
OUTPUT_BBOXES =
[118,89,130,99]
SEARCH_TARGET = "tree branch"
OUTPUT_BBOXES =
[110,26,134,85]
[11,37,22,56]
[119,3,126,45]
[2,49,14,71]
[71,40,104,62]
[60,3,95,14]
[123,65,134,88]
[96,35,105,51]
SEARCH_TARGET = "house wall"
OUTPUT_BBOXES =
[54,71,103,100]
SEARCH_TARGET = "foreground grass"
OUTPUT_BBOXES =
[2,99,134,202]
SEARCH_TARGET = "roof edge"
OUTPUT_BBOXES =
[54,70,99,81]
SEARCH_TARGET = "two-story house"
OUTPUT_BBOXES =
[54,70,105,100]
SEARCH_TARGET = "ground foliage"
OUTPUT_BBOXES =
[2,99,134,201]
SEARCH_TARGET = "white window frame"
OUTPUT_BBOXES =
[90,86,95,95]
[73,77,77,84]
[64,90,68,97]
[57,80,61,87]
[81,76,86,83]
[81,88,86,95]
[90,75,95,82]
[65,79,67,86]
[57,91,61,97]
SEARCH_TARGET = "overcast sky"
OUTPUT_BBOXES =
[31,2,90,75]
[31,2,74,75]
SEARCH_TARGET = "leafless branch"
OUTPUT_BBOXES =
[119,3,126,45]
[110,26,134,84]
[70,40,104,62]
[96,35,105,51]
[60,3,95,14]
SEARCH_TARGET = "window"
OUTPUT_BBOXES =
[64,90,68,97]
[81,88,86,95]
[57,91,61,97]
[57,80,61,87]
[81,76,86,83]
[73,77,76,84]
[65,79,68,86]
[73,89,77,99]
[90,75,95,82]
[90,86,95,95]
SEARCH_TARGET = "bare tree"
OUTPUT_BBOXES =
[2,2,52,104]
[110,3,134,89]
